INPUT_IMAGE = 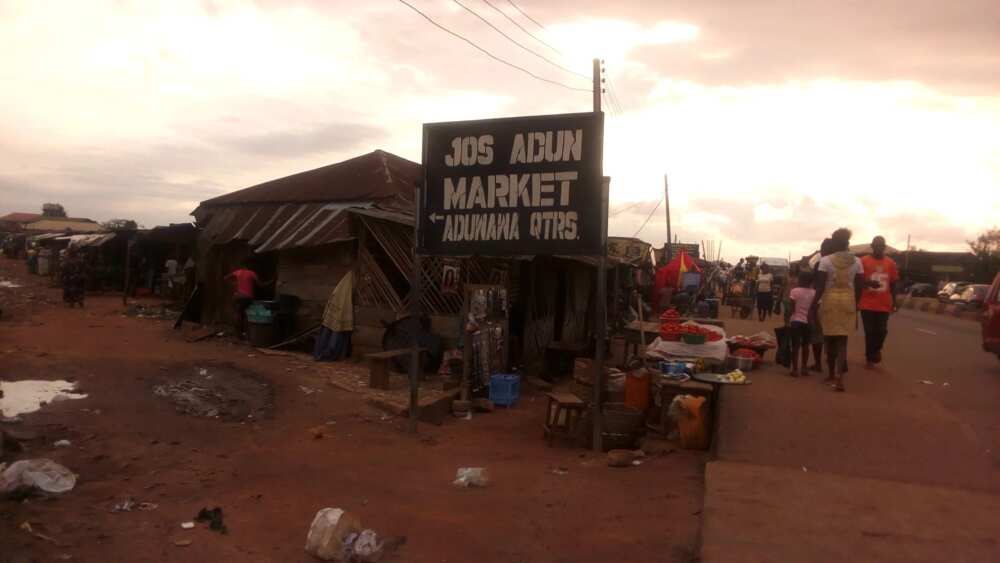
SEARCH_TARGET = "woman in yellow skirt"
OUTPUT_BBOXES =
[811,229,864,391]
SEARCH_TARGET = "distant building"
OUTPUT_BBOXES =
[25,218,102,234]
[898,250,985,283]
[0,212,43,233]
[2,211,100,234]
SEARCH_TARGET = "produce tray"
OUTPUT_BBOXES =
[691,372,752,385]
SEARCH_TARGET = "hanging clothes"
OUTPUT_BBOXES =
[313,271,354,361]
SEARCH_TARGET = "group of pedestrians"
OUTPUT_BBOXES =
[783,229,898,392]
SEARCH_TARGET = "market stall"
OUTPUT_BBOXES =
[652,249,702,315]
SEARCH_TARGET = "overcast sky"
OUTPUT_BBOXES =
[1,0,998,260]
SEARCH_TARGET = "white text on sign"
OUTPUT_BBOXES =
[438,129,584,242]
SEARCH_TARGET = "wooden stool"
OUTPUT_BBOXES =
[543,392,586,447]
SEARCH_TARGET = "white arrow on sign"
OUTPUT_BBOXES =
[429,213,444,223]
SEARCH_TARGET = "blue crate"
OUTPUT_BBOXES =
[489,373,520,407]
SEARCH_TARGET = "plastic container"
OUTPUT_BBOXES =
[489,373,520,407]
[676,395,710,450]
[624,369,651,411]
[726,355,754,371]
[247,321,276,347]
[246,302,274,324]
[681,333,707,345]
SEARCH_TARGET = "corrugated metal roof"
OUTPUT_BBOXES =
[199,202,367,253]
[195,150,419,211]
[59,233,117,248]
[347,208,414,226]
[0,212,43,223]
[26,219,103,233]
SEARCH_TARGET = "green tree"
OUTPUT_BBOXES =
[968,227,1000,279]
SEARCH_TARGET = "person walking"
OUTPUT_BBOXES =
[811,229,864,392]
[859,236,899,368]
[756,263,774,322]
[788,270,817,377]
[808,238,834,371]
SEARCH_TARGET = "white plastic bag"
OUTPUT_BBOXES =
[352,529,384,562]
[452,467,489,488]
[304,508,362,561]
[1,459,76,494]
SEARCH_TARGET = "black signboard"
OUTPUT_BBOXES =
[418,112,604,256]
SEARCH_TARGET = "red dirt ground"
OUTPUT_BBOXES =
[0,257,704,563]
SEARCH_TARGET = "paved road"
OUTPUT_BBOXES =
[701,310,1000,562]
[887,309,999,469]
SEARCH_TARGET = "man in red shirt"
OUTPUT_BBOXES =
[224,261,271,336]
[859,236,899,368]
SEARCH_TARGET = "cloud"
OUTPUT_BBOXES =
[218,122,387,158]
[0,0,997,264]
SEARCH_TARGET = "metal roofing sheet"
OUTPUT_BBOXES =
[347,208,415,226]
[62,233,116,248]
[197,202,368,253]
[196,150,419,209]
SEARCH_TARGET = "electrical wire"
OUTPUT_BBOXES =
[451,0,589,81]
[610,200,643,217]
[607,80,625,114]
[603,88,620,116]
[481,0,562,55]
[507,0,547,30]
[600,61,625,115]
[395,0,591,92]
[632,198,664,237]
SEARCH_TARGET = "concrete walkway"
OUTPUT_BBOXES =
[700,315,1000,562]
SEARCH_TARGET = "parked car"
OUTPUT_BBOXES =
[982,274,1000,359]
[938,281,971,303]
[906,283,937,298]
[953,284,990,310]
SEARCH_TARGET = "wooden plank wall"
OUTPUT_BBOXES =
[275,242,354,332]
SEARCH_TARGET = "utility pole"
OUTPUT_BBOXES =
[664,174,672,263]
[591,58,607,453]
[905,234,912,280]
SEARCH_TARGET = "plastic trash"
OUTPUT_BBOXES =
[53,440,71,448]
[452,467,490,488]
[1,458,77,494]
[352,529,384,562]
[305,508,362,561]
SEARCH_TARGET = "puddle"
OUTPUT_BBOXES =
[0,380,88,417]
[0,280,22,288]
[153,363,272,422]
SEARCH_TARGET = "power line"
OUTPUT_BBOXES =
[602,92,617,117]
[451,0,588,81]
[607,80,625,114]
[394,0,590,93]
[633,198,664,237]
[481,0,562,55]
[507,0,547,30]
[610,201,643,217]
[604,85,622,116]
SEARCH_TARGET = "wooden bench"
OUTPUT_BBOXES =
[366,348,427,390]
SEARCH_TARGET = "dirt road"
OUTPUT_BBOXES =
[0,258,704,563]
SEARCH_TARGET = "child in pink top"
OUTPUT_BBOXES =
[788,271,817,377]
